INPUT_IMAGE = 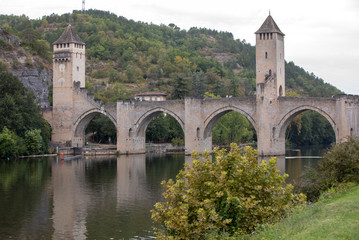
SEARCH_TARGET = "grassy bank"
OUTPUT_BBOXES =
[242,184,359,240]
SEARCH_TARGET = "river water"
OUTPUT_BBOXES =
[0,146,329,239]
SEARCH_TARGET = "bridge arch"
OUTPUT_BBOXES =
[203,106,256,139]
[73,108,117,145]
[276,105,337,142]
[135,107,184,138]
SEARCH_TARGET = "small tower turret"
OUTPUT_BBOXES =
[255,14,285,98]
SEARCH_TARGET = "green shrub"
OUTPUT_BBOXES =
[151,144,306,239]
[171,137,184,146]
[24,129,44,155]
[295,137,359,202]
[0,127,24,158]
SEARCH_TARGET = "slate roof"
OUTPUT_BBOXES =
[53,24,85,45]
[255,15,284,36]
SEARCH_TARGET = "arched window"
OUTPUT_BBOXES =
[197,127,200,138]
[265,52,268,59]
[279,85,283,96]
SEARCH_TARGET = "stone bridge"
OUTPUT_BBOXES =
[114,94,359,155]
[43,15,359,156]
[43,92,359,156]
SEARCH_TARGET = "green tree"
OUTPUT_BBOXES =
[212,111,254,146]
[151,144,306,239]
[171,75,189,99]
[0,127,21,158]
[191,71,207,98]
[24,129,44,155]
[86,114,117,144]
[0,70,51,153]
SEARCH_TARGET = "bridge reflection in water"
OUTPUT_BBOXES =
[48,151,322,239]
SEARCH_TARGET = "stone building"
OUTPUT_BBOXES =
[135,92,167,101]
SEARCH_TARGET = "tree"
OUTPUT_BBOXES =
[0,127,20,158]
[190,71,207,98]
[171,75,189,99]
[152,144,306,239]
[24,129,44,155]
[0,70,51,154]
[212,111,254,146]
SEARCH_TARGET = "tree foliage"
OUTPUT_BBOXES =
[296,137,359,202]
[0,69,50,157]
[151,144,306,239]
[212,111,255,146]
[85,114,117,144]
[146,113,184,143]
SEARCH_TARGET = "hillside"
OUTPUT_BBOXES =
[0,26,51,106]
[0,10,342,105]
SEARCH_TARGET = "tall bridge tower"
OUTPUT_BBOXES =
[51,25,86,145]
[255,14,285,99]
[255,14,286,155]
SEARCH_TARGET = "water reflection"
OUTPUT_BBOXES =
[0,148,328,239]
[50,154,185,239]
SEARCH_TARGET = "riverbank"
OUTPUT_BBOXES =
[242,184,359,240]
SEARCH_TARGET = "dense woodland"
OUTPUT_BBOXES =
[0,10,342,148]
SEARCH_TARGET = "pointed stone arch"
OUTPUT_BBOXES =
[73,108,117,146]
[276,105,337,142]
[203,106,257,139]
[135,107,185,138]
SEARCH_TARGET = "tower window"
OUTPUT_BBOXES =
[265,52,268,59]
[56,44,59,48]
[67,43,70,47]
[270,33,273,39]
[279,85,283,96]
[77,66,79,71]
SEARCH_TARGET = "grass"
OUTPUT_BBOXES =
[241,184,359,240]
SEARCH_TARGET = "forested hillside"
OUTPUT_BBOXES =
[0,10,342,102]
[0,10,343,146]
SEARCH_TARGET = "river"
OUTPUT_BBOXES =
[0,146,329,239]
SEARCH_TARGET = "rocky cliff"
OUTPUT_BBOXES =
[0,27,52,107]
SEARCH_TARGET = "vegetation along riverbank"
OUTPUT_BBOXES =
[151,138,359,239]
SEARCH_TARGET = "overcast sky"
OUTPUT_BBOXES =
[2,0,359,94]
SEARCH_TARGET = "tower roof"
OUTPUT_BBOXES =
[255,15,284,36]
[53,24,85,45]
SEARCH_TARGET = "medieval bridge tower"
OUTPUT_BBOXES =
[43,16,359,155]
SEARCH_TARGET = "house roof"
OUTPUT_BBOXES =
[53,24,85,45]
[136,92,167,97]
[255,15,284,36]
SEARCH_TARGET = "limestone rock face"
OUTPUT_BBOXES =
[9,67,52,107]
[0,27,52,107]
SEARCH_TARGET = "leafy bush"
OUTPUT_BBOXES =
[295,137,359,202]
[0,127,20,158]
[24,129,44,155]
[171,137,184,146]
[151,144,306,239]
